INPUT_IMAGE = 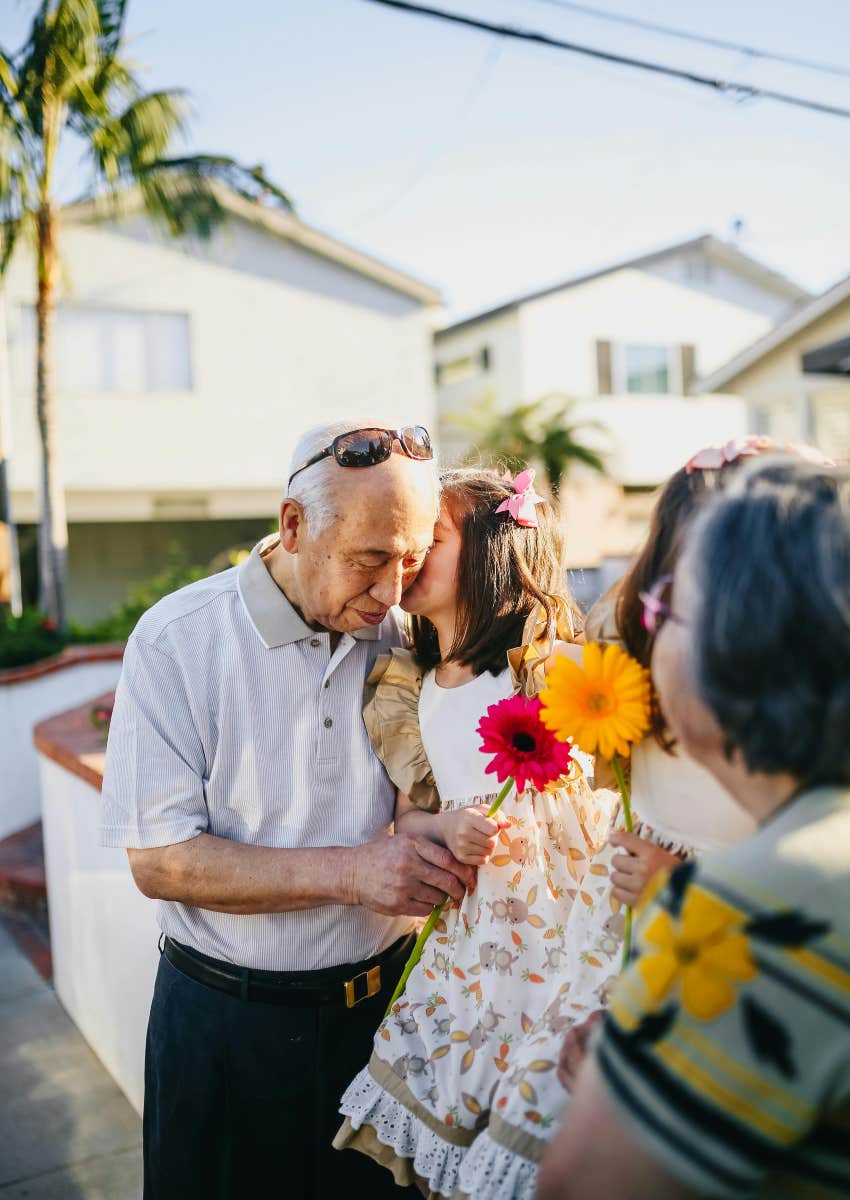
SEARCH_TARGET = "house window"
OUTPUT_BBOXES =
[13,306,193,393]
[620,344,672,394]
[435,346,491,387]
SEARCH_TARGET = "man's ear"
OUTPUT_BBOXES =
[280,498,305,553]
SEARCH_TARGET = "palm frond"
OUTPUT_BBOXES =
[88,88,190,182]
[96,0,128,56]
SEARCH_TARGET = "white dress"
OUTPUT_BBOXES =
[455,736,756,1199]
[335,656,611,1198]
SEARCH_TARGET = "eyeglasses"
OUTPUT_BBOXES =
[639,574,687,636]
[287,425,433,487]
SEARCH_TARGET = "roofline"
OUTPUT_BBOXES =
[436,233,808,338]
[64,186,443,308]
[696,270,850,393]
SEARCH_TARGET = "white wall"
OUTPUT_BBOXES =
[5,214,437,520]
[0,657,122,841]
[571,395,749,486]
[433,309,522,461]
[645,253,797,323]
[40,756,158,1115]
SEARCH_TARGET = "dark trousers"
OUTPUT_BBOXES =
[143,943,419,1200]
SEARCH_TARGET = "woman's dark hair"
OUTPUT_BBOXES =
[616,457,760,744]
[410,468,583,675]
[688,457,850,787]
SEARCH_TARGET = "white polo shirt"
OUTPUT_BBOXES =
[101,536,413,971]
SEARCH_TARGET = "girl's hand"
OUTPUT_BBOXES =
[440,806,506,866]
[557,1010,603,1092]
[609,833,684,907]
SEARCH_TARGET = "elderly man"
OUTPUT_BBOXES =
[102,421,473,1200]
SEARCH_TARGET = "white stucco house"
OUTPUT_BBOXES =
[434,235,809,585]
[1,187,442,622]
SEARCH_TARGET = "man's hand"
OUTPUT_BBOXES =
[609,832,683,907]
[440,806,508,866]
[557,1010,603,1091]
[351,833,476,917]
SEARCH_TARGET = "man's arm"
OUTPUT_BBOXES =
[537,1057,697,1200]
[128,828,474,917]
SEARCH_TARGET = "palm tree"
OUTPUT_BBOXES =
[445,393,607,497]
[0,0,291,628]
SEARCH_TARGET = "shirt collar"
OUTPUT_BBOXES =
[237,535,382,648]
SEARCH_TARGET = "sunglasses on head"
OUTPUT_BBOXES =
[287,425,433,487]
[639,574,688,637]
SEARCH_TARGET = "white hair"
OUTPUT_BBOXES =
[286,418,439,535]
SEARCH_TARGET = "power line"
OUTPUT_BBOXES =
[347,36,503,228]
[359,0,850,120]
[529,0,850,82]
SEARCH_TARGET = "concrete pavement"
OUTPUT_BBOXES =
[0,918,142,1198]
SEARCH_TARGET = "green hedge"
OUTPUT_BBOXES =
[0,608,66,669]
[68,557,211,644]
[2,555,213,668]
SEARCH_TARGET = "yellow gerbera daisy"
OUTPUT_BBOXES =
[638,885,757,1020]
[539,642,652,761]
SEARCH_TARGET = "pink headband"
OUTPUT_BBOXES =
[496,468,545,528]
[684,436,773,474]
[684,436,834,475]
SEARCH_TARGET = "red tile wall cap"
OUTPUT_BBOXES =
[32,690,114,792]
[0,643,124,687]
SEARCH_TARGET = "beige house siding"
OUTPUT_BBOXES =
[707,297,850,462]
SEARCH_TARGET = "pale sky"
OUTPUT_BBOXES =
[4,0,850,318]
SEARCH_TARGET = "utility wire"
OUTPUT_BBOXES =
[359,0,850,120]
[529,0,850,81]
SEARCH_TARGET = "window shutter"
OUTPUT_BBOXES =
[595,340,612,394]
[680,344,696,395]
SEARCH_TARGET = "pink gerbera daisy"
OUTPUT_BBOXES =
[477,694,573,794]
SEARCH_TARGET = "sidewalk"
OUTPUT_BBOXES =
[0,917,142,1198]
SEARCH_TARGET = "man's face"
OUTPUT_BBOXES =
[284,457,437,634]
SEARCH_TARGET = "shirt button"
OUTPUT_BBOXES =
[310,637,321,648]
[323,680,330,689]
[323,717,333,729]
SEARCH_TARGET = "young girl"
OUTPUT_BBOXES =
[334,468,613,1197]
[455,438,813,1200]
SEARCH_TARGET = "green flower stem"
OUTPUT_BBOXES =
[611,755,634,971]
[384,776,515,1017]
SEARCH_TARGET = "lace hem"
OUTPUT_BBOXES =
[453,1130,538,1200]
[337,1066,469,1198]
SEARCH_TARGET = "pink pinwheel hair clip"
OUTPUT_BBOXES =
[496,468,546,528]
[684,436,835,476]
[684,436,774,475]
[783,442,836,467]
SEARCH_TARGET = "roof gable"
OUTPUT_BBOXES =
[437,234,808,338]
[64,184,442,307]
[697,271,850,393]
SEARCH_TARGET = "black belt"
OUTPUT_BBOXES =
[161,933,413,1008]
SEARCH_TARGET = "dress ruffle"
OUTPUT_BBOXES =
[336,1062,470,1198]
[363,648,440,812]
[453,1129,538,1200]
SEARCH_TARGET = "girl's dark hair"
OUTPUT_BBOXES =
[411,468,582,675]
[616,458,755,744]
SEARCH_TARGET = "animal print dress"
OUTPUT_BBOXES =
[454,735,757,1200]
[335,624,612,1198]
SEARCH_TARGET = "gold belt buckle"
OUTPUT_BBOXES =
[344,965,382,1008]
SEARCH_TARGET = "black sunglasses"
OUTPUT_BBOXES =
[287,425,433,487]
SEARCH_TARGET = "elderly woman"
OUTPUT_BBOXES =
[538,456,850,1200]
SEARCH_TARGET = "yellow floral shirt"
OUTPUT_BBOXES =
[597,785,850,1198]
